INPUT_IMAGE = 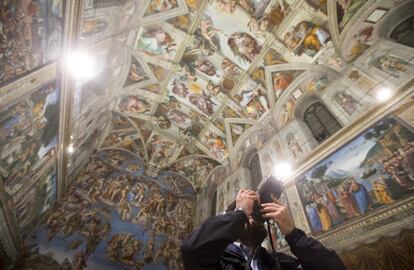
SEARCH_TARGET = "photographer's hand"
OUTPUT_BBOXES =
[261,194,294,235]
[236,189,259,217]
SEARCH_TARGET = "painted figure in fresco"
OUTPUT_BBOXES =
[222,57,242,78]
[149,135,174,164]
[172,79,190,98]
[284,21,330,57]
[339,185,360,218]
[375,56,414,77]
[347,69,376,92]
[207,80,223,95]
[216,0,277,17]
[348,178,371,214]
[72,250,88,270]
[157,115,172,129]
[323,195,343,225]
[227,32,261,63]
[334,91,358,115]
[81,19,108,37]
[326,54,346,71]
[287,134,303,160]
[196,58,217,77]
[315,196,332,231]
[278,99,296,128]
[337,0,366,29]
[144,234,156,263]
[205,133,227,160]
[298,21,330,56]
[245,0,272,18]
[189,93,216,115]
[199,15,222,50]
[247,3,285,39]
[61,258,72,270]
[306,203,322,233]
[347,26,374,61]
[238,88,258,106]
[380,172,409,200]
[137,29,177,59]
[147,0,178,14]
[107,234,142,265]
[248,17,266,39]
[125,59,148,86]
[120,96,151,113]
[273,72,294,98]
[305,76,328,93]
[167,109,192,128]
[216,0,238,13]
[401,144,414,177]
[373,180,394,204]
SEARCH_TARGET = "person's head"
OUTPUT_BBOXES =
[226,198,267,248]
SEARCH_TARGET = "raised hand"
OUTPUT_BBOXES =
[236,189,259,217]
[260,193,294,235]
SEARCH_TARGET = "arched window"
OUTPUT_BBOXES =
[304,102,342,143]
[390,16,414,48]
[249,153,262,189]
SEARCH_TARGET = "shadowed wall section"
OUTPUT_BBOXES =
[340,229,414,270]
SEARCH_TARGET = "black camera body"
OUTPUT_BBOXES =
[252,176,284,223]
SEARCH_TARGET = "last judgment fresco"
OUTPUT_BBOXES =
[26,149,195,270]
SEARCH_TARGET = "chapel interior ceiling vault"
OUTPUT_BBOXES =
[1,0,414,269]
[63,0,414,190]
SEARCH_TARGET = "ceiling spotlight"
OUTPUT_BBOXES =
[66,51,95,80]
[67,144,75,154]
[376,87,392,102]
[273,161,293,181]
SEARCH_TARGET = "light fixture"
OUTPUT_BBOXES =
[67,144,75,154]
[66,51,95,80]
[376,87,392,102]
[273,161,293,181]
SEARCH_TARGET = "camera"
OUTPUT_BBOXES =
[252,176,284,223]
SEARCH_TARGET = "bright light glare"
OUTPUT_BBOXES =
[67,52,95,79]
[273,162,293,180]
[67,144,75,154]
[376,88,392,102]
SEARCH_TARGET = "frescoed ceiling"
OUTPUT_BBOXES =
[67,0,414,189]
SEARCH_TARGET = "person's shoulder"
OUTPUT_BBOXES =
[274,251,302,269]
[256,248,301,269]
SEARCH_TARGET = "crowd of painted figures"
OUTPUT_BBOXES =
[41,152,194,270]
[304,143,414,233]
[168,157,218,188]
[0,0,61,84]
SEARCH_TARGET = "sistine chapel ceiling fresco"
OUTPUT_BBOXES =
[1,0,414,269]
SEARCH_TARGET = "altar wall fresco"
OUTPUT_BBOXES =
[25,149,195,270]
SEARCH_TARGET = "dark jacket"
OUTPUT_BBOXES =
[181,211,347,270]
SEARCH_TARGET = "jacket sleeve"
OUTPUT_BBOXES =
[284,228,347,270]
[181,211,248,268]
